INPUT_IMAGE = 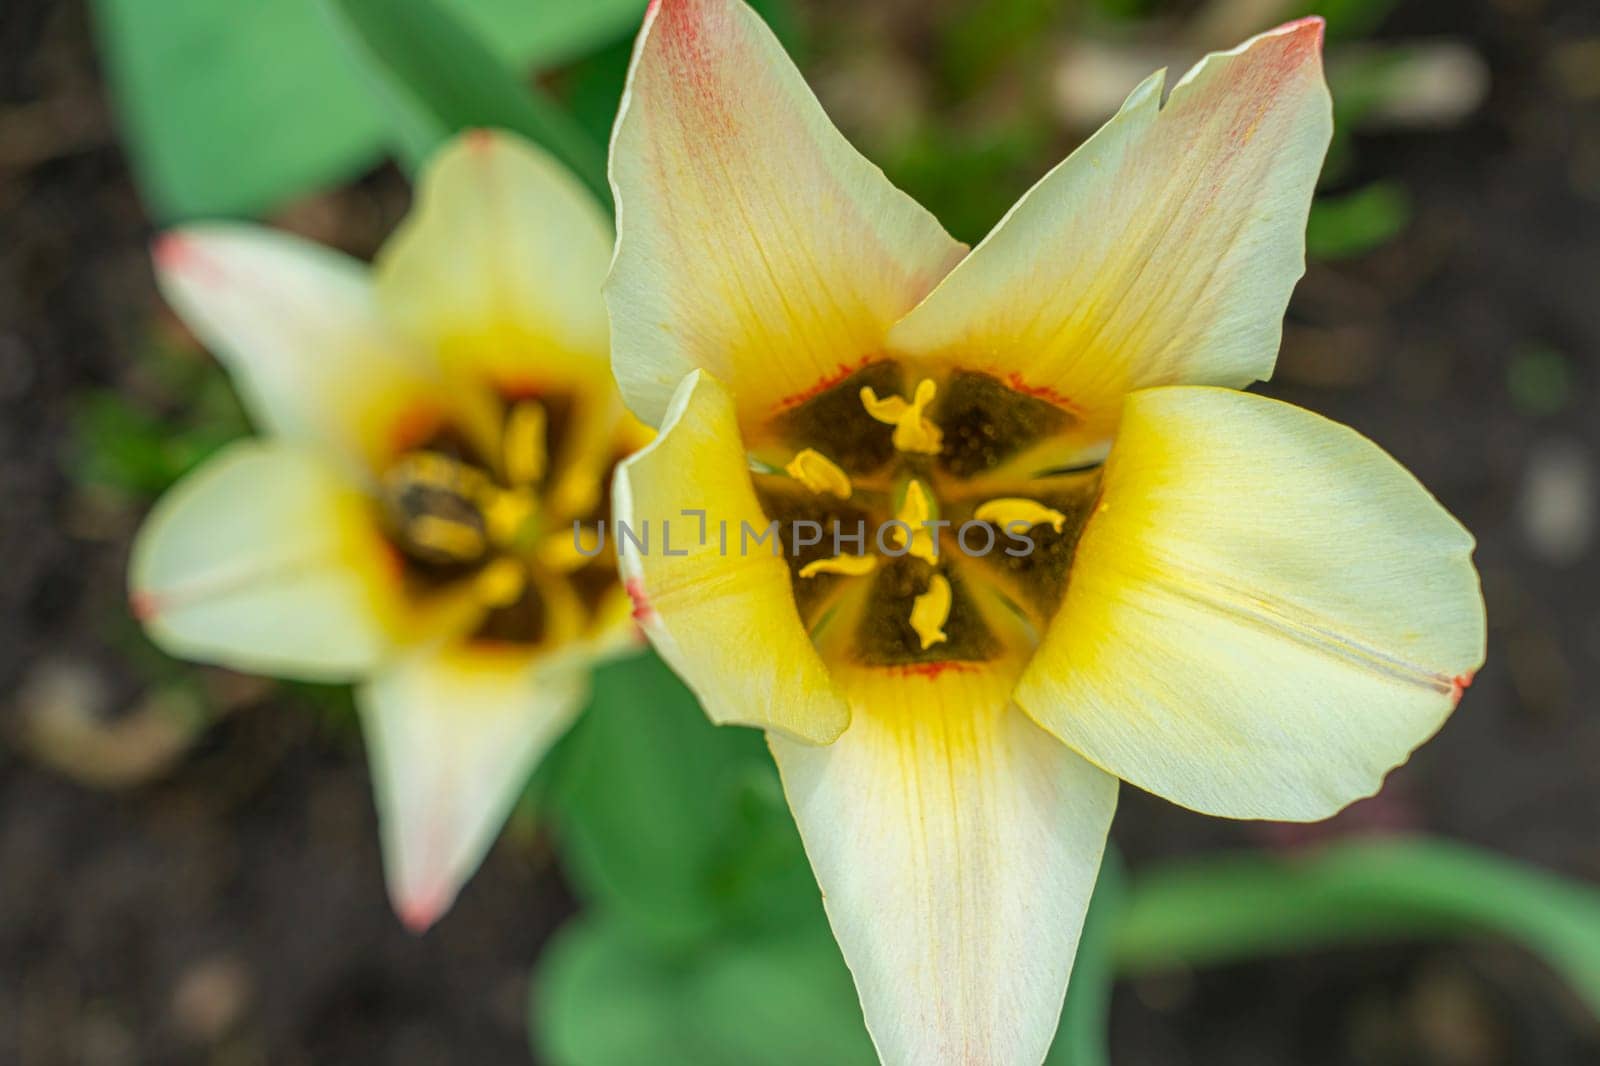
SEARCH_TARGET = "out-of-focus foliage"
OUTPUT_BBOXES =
[538,915,874,1066]
[322,0,608,201]
[1116,840,1600,1013]
[1508,346,1575,418]
[1306,180,1411,260]
[72,342,248,501]
[90,0,644,220]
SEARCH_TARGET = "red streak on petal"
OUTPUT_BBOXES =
[1450,670,1476,706]
[892,660,977,681]
[626,578,654,623]
[774,357,872,412]
[1004,372,1080,415]
[463,127,496,153]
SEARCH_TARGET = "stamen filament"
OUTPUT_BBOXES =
[909,574,952,650]
[504,401,549,488]
[785,447,853,498]
[974,497,1067,533]
[474,557,526,608]
[798,554,879,579]
[861,378,943,455]
[891,479,940,564]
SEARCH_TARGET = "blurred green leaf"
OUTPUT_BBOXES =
[1292,0,1402,41]
[1508,345,1574,417]
[321,0,609,202]
[549,653,816,946]
[535,913,874,1066]
[1115,838,1600,1014]
[91,0,641,220]
[1306,180,1411,260]
[937,0,1063,95]
[1046,854,1124,1066]
[72,389,247,499]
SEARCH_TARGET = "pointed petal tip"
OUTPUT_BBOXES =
[392,883,454,935]
[150,230,226,286]
[1268,15,1326,57]
[462,127,497,153]
[129,589,160,623]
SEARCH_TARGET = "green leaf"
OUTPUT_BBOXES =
[1306,180,1411,260]
[1115,838,1600,1015]
[535,914,875,1066]
[548,653,816,945]
[90,0,640,220]
[320,0,609,202]
[1045,854,1125,1066]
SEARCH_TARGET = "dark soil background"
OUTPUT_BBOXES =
[2,1,1597,1064]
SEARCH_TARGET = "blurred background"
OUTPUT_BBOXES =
[2,0,1597,1063]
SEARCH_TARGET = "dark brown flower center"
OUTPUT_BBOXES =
[379,390,622,648]
[746,361,1100,671]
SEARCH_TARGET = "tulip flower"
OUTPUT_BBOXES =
[606,2,1486,1063]
[131,130,642,932]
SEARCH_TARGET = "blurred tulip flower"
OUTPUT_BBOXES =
[606,2,1486,1063]
[131,130,644,932]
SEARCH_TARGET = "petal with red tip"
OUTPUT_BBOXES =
[607,0,966,428]
[889,19,1333,443]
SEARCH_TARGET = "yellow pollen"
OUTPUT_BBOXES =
[474,557,526,608]
[860,378,943,455]
[974,497,1067,533]
[891,479,940,564]
[798,553,879,579]
[539,525,601,572]
[785,448,853,498]
[503,401,548,488]
[482,488,538,547]
[407,514,486,561]
[909,574,952,650]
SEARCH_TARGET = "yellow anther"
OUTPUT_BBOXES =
[785,448,853,498]
[909,574,952,650]
[860,378,943,455]
[482,488,538,547]
[503,401,548,488]
[539,525,602,573]
[407,514,486,561]
[891,479,940,564]
[388,450,490,498]
[798,554,879,579]
[474,557,527,608]
[974,497,1068,533]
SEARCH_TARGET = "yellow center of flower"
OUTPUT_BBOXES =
[748,361,1101,672]
[379,393,622,647]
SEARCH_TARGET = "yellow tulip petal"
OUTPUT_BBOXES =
[612,370,851,744]
[376,130,613,392]
[154,225,441,474]
[607,0,966,427]
[359,644,589,931]
[1016,387,1486,821]
[130,441,403,681]
[889,20,1333,441]
[784,447,853,498]
[770,669,1118,1066]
